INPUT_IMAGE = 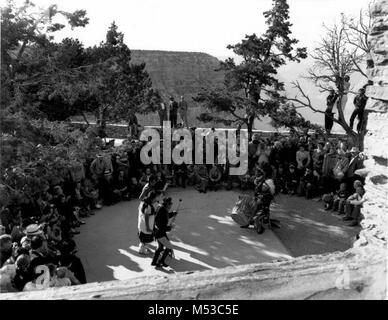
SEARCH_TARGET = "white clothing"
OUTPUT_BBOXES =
[138,201,155,234]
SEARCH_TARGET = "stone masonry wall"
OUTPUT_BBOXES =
[2,0,387,300]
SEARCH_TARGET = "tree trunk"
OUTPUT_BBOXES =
[81,113,90,127]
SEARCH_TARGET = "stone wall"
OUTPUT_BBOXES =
[2,0,387,300]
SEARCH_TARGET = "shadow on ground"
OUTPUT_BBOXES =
[75,189,358,283]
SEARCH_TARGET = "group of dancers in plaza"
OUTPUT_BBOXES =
[136,167,276,268]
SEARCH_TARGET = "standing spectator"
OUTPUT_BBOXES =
[325,89,338,135]
[186,164,198,186]
[350,87,368,132]
[169,96,178,128]
[127,110,139,139]
[322,144,338,178]
[346,147,364,188]
[178,96,188,127]
[296,144,311,176]
[333,152,350,190]
[312,142,325,172]
[337,75,351,114]
[158,102,167,128]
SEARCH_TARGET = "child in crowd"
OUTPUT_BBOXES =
[285,164,299,195]
[323,182,349,213]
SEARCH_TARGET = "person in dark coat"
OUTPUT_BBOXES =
[151,198,176,268]
[350,87,368,132]
[325,89,338,135]
[59,239,87,284]
[169,97,179,128]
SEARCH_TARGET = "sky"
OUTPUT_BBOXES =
[4,0,371,59]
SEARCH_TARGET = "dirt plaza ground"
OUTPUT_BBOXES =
[75,189,360,283]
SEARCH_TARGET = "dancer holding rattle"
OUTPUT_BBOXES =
[151,197,179,268]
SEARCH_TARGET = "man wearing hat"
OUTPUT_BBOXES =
[346,147,364,188]
[151,197,177,268]
[350,87,368,132]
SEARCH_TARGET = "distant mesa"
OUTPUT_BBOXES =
[131,50,224,99]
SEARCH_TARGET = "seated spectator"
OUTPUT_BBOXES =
[186,164,198,186]
[155,171,168,195]
[285,164,299,195]
[275,164,286,194]
[208,165,222,191]
[29,235,58,272]
[196,165,209,193]
[343,186,366,227]
[139,170,148,188]
[112,170,129,202]
[239,172,251,191]
[72,182,90,217]
[162,165,175,187]
[12,253,34,291]
[129,176,142,199]
[48,264,72,288]
[59,239,87,284]
[174,163,187,188]
[82,179,100,211]
[333,182,350,214]
[299,168,320,199]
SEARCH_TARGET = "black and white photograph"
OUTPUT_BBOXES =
[0,0,387,305]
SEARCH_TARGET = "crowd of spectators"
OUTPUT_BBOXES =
[1,125,365,293]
